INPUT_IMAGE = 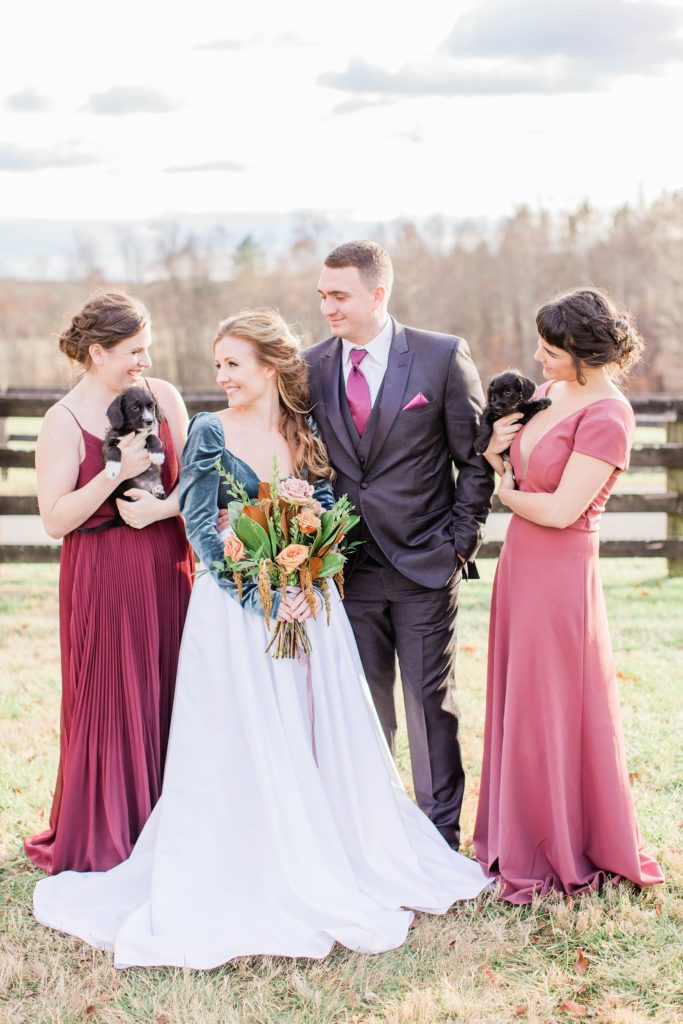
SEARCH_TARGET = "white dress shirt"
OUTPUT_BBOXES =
[340,317,393,408]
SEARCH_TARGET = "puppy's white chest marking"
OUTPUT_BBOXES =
[105,462,122,480]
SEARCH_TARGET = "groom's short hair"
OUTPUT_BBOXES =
[324,240,393,292]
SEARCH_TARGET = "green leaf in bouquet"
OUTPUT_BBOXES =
[317,551,346,577]
[214,459,250,503]
[228,500,244,532]
[267,517,279,556]
[310,510,338,555]
[236,516,272,559]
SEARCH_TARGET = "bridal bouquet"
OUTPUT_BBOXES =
[213,458,360,658]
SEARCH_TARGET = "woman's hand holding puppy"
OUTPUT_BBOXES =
[117,432,153,479]
[483,413,523,476]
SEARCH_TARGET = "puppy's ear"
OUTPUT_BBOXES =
[150,392,163,422]
[520,376,535,401]
[107,394,126,430]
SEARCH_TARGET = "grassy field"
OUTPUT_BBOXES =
[1,559,682,1024]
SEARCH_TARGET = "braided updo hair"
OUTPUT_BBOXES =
[213,308,333,481]
[536,288,644,386]
[58,292,149,369]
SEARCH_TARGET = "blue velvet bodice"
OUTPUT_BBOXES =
[179,412,335,615]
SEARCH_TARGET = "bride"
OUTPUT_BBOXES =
[33,308,490,969]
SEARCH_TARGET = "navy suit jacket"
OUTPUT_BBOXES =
[304,319,494,589]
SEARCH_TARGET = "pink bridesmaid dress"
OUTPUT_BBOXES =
[474,386,663,903]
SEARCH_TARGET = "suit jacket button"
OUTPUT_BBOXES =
[360,482,368,490]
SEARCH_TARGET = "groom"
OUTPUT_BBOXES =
[305,240,494,850]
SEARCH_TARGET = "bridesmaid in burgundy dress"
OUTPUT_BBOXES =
[474,287,663,903]
[25,293,194,874]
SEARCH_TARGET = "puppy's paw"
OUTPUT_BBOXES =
[105,461,122,480]
[149,451,165,465]
[152,486,166,499]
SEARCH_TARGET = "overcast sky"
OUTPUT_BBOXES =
[1,0,682,224]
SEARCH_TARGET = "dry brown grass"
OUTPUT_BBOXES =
[1,561,682,1024]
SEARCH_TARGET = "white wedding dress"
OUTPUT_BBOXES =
[34,564,490,968]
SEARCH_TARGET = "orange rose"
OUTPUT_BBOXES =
[223,533,245,563]
[295,511,321,536]
[276,544,309,572]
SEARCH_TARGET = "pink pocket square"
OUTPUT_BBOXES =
[402,392,430,411]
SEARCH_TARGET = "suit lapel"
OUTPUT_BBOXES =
[365,320,413,470]
[317,339,358,466]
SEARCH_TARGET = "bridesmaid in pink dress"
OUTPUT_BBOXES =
[25,293,194,874]
[474,287,663,903]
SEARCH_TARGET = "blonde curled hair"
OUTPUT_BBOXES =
[213,308,333,481]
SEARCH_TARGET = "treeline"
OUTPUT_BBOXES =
[2,193,682,393]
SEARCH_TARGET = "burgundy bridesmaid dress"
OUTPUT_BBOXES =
[474,388,663,903]
[25,415,194,874]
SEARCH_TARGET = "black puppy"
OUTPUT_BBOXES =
[474,370,551,456]
[103,388,166,517]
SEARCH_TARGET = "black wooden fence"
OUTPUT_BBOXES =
[1,389,683,574]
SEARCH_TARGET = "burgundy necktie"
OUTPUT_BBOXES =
[347,348,371,436]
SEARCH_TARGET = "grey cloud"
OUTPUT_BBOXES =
[270,32,313,47]
[321,0,683,108]
[5,88,52,112]
[164,160,246,174]
[194,39,244,51]
[0,142,98,171]
[85,86,178,116]
[320,57,604,100]
[444,0,683,71]
[332,95,394,115]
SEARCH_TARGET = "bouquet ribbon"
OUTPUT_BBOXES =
[297,651,318,766]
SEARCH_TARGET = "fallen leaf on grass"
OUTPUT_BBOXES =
[628,771,641,784]
[156,1017,170,1024]
[513,1006,527,1017]
[560,1000,588,1017]
[85,1007,97,1016]
[574,947,589,974]
[480,963,497,982]
[459,644,476,653]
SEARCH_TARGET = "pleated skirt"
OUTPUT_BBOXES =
[25,518,194,874]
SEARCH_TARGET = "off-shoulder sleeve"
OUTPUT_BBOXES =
[572,401,635,471]
[179,413,280,617]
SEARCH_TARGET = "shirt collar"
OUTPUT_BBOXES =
[341,316,393,368]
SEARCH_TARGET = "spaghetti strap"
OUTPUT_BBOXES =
[60,404,84,430]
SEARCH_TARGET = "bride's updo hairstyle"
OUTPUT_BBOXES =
[536,287,644,386]
[213,308,333,481]
[59,292,148,369]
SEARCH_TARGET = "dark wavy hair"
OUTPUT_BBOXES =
[536,287,644,386]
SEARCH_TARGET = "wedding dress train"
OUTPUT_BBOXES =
[34,568,490,968]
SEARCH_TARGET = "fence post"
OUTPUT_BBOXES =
[667,406,683,576]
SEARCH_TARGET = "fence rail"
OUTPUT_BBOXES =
[2,389,683,574]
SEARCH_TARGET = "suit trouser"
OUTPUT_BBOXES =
[343,555,465,849]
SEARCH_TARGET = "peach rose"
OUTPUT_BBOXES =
[295,511,321,535]
[278,477,315,505]
[276,544,309,572]
[223,532,245,563]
